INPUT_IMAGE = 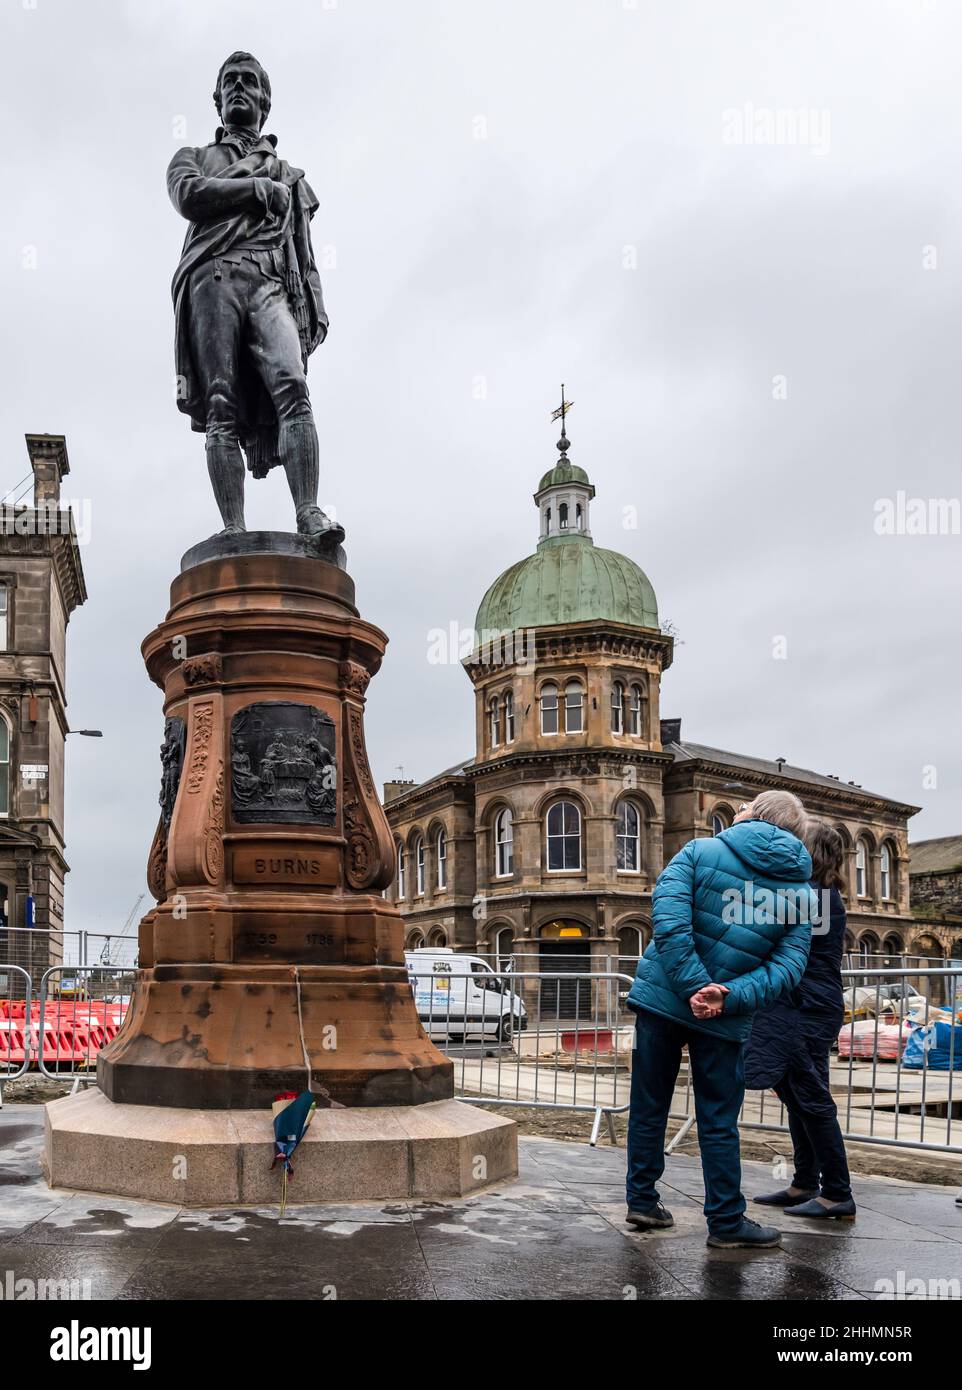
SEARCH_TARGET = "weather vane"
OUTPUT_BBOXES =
[550,384,574,435]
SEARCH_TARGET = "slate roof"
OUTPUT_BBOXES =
[909,836,962,876]
[667,740,915,807]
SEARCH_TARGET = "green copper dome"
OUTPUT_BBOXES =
[475,534,659,634]
[475,409,658,636]
[537,458,592,493]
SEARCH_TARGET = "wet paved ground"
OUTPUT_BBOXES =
[2,1104,960,1300]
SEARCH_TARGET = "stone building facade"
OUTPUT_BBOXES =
[384,426,923,1003]
[907,837,962,963]
[0,435,87,985]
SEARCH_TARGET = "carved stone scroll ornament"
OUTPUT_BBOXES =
[342,705,393,891]
[147,716,186,901]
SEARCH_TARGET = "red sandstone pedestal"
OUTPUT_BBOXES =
[45,537,517,1201]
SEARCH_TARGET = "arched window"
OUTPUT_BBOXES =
[495,808,514,877]
[616,801,640,872]
[546,800,581,871]
[855,839,868,898]
[880,843,891,899]
[495,925,514,971]
[576,503,582,527]
[503,689,515,742]
[489,696,501,748]
[0,717,9,817]
[415,835,425,896]
[618,924,643,963]
[564,680,584,734]
[540,682,558,735]
[396,843,406,899]
[545,506,552,534]
[611,681,624,734]
[629,683,645,737]
[711,811,729,837]
[559,502,569,529]
[436,828,447,890]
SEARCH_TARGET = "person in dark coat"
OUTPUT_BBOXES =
[744,823,856,1220]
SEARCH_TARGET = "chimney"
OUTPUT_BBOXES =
[25,433,69,505]
[383,779,416,804]
[660,717,682,745]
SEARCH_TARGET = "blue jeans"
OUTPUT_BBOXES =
[627,1009,746,1234]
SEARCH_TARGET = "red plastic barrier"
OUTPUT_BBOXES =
[0,999,129,1069]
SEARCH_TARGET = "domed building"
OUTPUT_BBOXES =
[385,415,928,1006]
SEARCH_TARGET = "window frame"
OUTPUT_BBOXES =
[616,800,641,874]
[414,835,425,897]
[489,696,501,748]
[503,689,515,743]
[564,680,584,734]
[546,799,582,873]
[855,839,868,898]
[611,680,624,735]
[436,828,447,890]
[540,682,559,736]
[494,807,514,878]
[629,683,644,736]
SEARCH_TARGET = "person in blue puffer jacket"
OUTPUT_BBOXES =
[626,790,815,1249]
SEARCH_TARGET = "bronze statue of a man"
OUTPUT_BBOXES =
[168,51,339,541]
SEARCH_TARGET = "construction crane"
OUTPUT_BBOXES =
[97,893,144,968]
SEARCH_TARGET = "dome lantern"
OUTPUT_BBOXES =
[533,387,595,542]
[473,393,659,638]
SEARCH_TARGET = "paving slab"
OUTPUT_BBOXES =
[2,1104,960,1301]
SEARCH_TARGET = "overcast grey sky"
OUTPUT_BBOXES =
[3,0,961,936]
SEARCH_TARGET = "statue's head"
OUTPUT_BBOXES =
[214,51,272,131]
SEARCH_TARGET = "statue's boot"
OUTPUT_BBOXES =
[280,418,345,542]
[206,440,246,534]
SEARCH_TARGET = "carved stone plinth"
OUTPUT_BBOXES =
[97,541,454,1110]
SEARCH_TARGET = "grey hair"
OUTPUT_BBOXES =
[748,789,808,839]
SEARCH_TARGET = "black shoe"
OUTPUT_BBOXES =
[754,1187,817,1208]
[707,1217,781,1249]
[296,504,344,543]
[626,1202,674,1230]
[785,1197,856,1222]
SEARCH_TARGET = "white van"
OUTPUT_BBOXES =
[404,948,527,1043]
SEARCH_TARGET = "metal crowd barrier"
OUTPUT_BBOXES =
[667,967,962,1156]
[0,965,33,1095]
[408,968,636,1145]
[1,957,958,1157]
[34,965,136,1081]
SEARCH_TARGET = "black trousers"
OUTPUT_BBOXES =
[775,1043,852,1202]
[188,252,312,442]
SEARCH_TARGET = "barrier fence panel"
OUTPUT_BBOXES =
[0,965,33,1089]
[667,967,962,1156]
[36,965,136,1081]
[408,968,636,1143]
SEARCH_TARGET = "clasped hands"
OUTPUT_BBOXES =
[689,983,730,1019]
